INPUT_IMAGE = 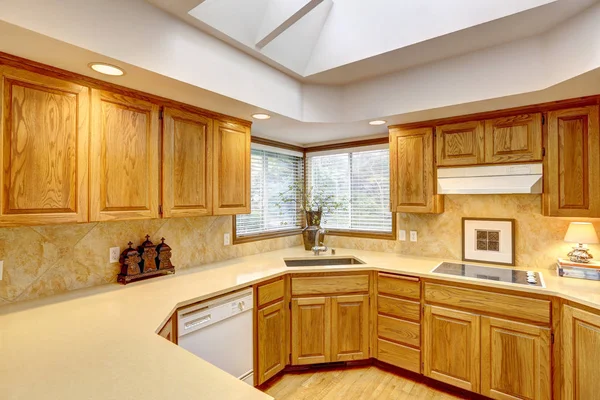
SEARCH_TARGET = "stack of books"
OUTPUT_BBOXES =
[557,258,600,280]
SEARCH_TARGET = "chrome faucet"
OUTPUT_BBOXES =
[312,228,328,255]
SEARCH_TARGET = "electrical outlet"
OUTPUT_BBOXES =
[399,230,407,241]
[0,260,3,281]
[410,231,418,242]
[224,233,231,246]
[109,247,120,263]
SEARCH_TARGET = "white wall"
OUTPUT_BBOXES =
[1,0,600,137]
[0,0,305,120]
[304,0,554,75]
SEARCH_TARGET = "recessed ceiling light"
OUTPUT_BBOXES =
[88,63,125,76]
[252,113,271,120]
[369,120,387,126]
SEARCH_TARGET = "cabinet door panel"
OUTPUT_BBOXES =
[90,90,159,221]
[331,294,369,361]
[424,305,480,392]
[563,305,600,400]
[545,106,600,217]
[257,300,287,384]
[484,113,542,164]
[0,66,88,225]
[389,127,443,213]
[213,120,250,215]
[162,107,212,217]
[291,297,331,365]
[481,317,551,400]
[436,121,484,166]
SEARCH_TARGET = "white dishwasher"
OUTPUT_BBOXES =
[178,289,254,385]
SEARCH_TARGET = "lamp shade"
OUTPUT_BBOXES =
[564,222,599,244]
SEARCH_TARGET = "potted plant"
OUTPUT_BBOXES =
[277,182,346,250]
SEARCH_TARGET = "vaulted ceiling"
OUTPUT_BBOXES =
[1,0,600,145]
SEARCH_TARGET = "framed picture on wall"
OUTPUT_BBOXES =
[462,218,515,266]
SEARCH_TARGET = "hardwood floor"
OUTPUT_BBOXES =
[260,365,477,399]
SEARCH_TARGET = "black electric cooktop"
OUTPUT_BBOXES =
[432,262,544,287]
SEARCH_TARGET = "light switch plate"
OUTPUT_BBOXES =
[224,233,231,246]
[399,230,406,241]
[410,231,418,242]
[109,247,120,263]
[0,260,3,280]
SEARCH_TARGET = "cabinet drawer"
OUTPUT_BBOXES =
[424,282,550,324]
[257,279,284,307]
[377,273,420,300]
[378,315,420,347]
[377,338,420,373]
[291,275,369,296]
[377,295,420,322]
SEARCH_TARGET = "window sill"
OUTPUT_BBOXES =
[232,227,303,245]
[325,229,396,240]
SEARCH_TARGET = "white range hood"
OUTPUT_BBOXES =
[437,163,543,194]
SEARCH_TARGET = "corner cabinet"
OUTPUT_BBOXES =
[544,106,600,217]
[0,65,89,226]
[162,107,213,218]
[389,127,443,214]
[213,120,251,215]
[562,305,600,400]
[290,273,371,366]
[90,89,160,221]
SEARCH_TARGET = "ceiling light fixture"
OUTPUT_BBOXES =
[252,113,271,120]
[369,120,387,126]
[88,63,125,76]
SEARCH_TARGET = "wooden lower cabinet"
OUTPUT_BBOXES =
[257,300,287,384]
[423,305,481,393]
[562,305,600,400]
[481,317,551,400]
[331,294,369,361]
[157,314,177,344]
[291,293,370,365]
[291,297,331,365]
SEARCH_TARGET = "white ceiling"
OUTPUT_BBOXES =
[149,0,594,84]
[1,0,599,145]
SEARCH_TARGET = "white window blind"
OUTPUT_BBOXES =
[235,145,304,237]
[307,147,392,233]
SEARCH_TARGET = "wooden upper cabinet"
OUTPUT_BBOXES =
[257,300,287,384]
[436,121,484,166]
[423,305,480,393]
[213,120,251,215]
[435,113,542,167]
[481,317,551,400]
[162,107,213,218]
[544,106,600,217]
[562,305,600,400]
[291,297,331,365]
[90,89,160,221]
[0,66,89,226]
[389,127,443,214]
[484,113,542,164]
[331,295,369,361]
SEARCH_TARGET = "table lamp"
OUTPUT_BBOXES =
[564,222,599,263]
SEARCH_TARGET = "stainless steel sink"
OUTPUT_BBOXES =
[284,257,365,267]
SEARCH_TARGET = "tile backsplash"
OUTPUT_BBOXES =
[0,216,301,304]
[2,194,599,305]
[326,195,600,269]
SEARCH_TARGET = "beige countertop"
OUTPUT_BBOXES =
[2,246,600,400]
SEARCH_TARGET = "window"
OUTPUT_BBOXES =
[307,146,394,237]
[234,144,304,241]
